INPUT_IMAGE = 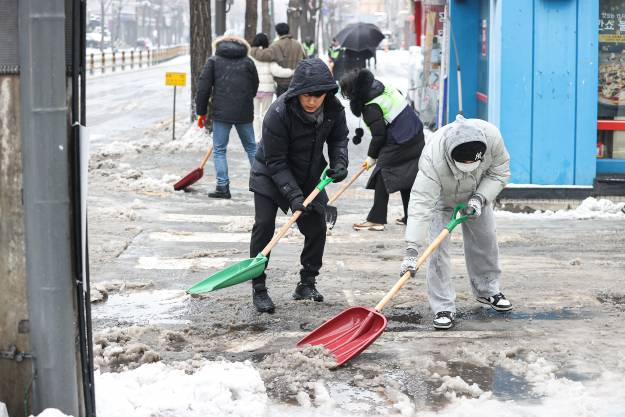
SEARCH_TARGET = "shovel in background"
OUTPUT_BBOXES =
[173,145,213,191]
[298,203,470,366]
[186,171,335,294]
[326,163,373,229]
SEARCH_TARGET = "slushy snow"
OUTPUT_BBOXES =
[496,197,625,220]
[29,352,625,417]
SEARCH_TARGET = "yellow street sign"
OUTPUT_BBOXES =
[165,72,187,87]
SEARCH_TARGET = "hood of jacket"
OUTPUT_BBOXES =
[214,35,250,59]
[283,58,339,100]
[441,115,488,178]
[348,69,384,117]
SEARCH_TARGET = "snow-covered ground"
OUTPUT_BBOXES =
[75,49,625,417]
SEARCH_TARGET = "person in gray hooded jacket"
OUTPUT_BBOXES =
[400,115,512,330]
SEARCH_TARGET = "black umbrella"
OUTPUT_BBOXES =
[335,23,385,52]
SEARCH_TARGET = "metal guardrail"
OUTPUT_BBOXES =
[87,45,189,75]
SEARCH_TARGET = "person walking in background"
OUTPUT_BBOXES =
[250,33,294,142]
[400,115,512,330]
[250,22,306,97]
[196,35,259,199]
[327,38,345,81]
[248,59,349,313]
[303,37,317,58]
[340,68,425,231]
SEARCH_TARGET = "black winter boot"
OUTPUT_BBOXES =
[293,275,324,302]
[252,284,275,313]
[208,184,231,199]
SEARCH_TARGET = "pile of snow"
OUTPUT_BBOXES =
[30,409,71,417]
[160,124,210,153]
[497,197,625,220]
[257,346,337,403]
[93,326,160,372]
[96,360,267,417]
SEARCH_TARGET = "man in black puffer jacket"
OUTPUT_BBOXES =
[196,35,259,199]
[248,58,349,313]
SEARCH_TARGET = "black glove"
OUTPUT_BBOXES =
[352,127,364,145]
[289,195,309,215]
[327,164,348,183]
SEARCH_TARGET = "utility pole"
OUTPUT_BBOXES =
[215,0,226,36]
[0,1,92,417]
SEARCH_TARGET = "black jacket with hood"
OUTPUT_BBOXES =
[196,35,259,124]
[349,69,424,193]
[250,58,349,212]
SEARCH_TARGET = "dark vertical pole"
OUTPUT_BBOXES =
[173,86,177,140]
[215,0,226,36]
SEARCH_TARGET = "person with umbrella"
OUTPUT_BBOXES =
[335,23,384,73]
[340,68,425,231]
[249,58,349,313]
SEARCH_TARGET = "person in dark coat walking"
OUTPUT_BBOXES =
[196,35,259,199]
[340,68,425,231]
[248,58,350,313]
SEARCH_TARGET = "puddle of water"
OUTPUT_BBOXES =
[460,307,589,321]
[92,290,189,326]
[443,362,539,401]
[385,307,425,332]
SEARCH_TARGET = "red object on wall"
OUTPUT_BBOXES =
[597,120,625,131]
[415,1,422,46]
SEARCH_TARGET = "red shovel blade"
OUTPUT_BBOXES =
[297,306,387,366]
[173,168,203,190]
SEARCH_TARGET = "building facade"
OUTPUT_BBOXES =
[433,0,624,187]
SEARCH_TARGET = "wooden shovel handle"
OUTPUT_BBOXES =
[328,166,367,205]
[198,145,213,169]
[261,187,322,256]
[375,228,450,312]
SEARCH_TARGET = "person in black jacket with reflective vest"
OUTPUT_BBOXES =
[196,35,259,199]
[249,58,349,313]
[340,68,425,231]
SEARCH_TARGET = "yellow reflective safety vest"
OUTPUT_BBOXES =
[304,43,316,57]
[365,86,408,125]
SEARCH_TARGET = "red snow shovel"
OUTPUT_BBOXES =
[298,203,470,365]
[173,145,213,191]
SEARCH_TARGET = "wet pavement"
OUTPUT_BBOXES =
[87,53,625,414]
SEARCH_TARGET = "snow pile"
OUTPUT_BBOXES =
[160,124,210,153]
[95,360,267,417]
[30,409,71,417]
[433,375,484,399]
[93,326,160,372]
[497,197,625,220]
[256,346,337,403]
[0,402,8,417]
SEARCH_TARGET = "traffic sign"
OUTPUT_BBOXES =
[165,72,187,87]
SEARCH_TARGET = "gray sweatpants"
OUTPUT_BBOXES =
[426,203,501,314]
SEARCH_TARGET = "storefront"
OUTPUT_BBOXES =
[423,0,618,188]
[597,0,625,174]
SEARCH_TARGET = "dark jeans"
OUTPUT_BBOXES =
[250,192,326,287]
[367,174,410,224]
[276,84,289,98]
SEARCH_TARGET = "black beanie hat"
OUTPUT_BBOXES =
[451,141,487,162]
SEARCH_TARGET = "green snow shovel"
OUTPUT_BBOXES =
[186,171,335,294]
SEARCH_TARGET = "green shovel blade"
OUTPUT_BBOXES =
[186,253,268,294]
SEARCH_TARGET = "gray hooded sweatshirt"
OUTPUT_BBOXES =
[405,115,511,251]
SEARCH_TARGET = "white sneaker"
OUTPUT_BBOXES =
[433,311,455,329]
[477,292,513,312]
